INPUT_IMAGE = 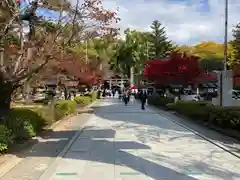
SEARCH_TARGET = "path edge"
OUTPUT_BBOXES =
[146,104,240,159]
[0,100,98,178]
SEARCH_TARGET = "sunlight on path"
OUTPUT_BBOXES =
[46,98,240,180]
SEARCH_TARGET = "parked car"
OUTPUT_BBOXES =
[180,94,202,101]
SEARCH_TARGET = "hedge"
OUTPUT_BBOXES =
[1,95,97,153]
[74,91,97,106]
[0,125,12,152]
[166,101,208,119]
[54,100,77,120]
[74,96,92,106]
[6,108,47,140]
[166,101,240,132]
[90,91,97,101]
[0,100,78,153]
[147,95,174,108]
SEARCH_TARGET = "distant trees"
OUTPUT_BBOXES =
[230,23,240,66]
[147,20,174,59]
[109,20,175,78]
[176,41,237,71]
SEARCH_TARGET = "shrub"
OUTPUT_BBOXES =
[207,106,240,130]
[166,101,240,131]
[166,101,208,119]
[90,91,97,101]
[74,96,92,106]
[166,103,176,110]
[0,125,12,152]
[148,96,174,107]
[30,106,52,124]
[6,108,46,140]
[54,100,77,120]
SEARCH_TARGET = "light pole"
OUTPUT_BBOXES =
[223,0,228,72]
[220,0,230,107]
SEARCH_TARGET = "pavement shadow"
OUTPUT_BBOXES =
[92,98,240,155]
[91,99,201,144]
[3,128,199,180]
[2,99,239,180]
[148,104,240,154]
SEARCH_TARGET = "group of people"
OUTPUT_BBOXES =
[121,88,148,110]
[99,86,148,110]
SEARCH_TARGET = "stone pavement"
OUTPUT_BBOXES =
[38,98,240,180]
[0,113,92,180]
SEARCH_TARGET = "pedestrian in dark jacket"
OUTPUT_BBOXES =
[139,90,147,110]
[123,91,129,105]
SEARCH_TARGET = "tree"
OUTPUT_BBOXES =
[144,53,204,86]
[231,23,240,65]
[147,20,174,59]
[176,41,238,70]
[199,57,223,72]
[0,0,120,121]
[109,29,149,77]
[109,21,174,79]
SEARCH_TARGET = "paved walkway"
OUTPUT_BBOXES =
[38,98,240,180]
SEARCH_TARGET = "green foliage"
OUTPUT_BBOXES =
[176,41,238,70]
[0,125,12,152]
[54,100,77,120]
[74,91,97,107]
[200,57,223,71]
[74,96,92,106]
[165,101,240,131]
[147,96,174,107]
[0,100,78,152]
[109,21,174,77]
[90,91,97,101]
[6,108,46,140]
[166,101,208,119]
[231,23,240,65]
[69,38,117,72]
[30,107,52,124]
[234,86,240,91]
[110,29,155,76]
[228,41,240,68]
[207,106,240,130]
[148,20,174,59]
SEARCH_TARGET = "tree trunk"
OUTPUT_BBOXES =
[0,83,13,124]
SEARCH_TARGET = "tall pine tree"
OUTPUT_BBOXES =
[147,20,173,59]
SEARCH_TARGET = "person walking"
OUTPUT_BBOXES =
[118,89,122,100]
[140,89,148,110]
[112,89,116,97]
[123,91,129,105]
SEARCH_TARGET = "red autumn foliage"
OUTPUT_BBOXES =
[144,52,205,85]
[58,54,103,86]
[34,52,103,86]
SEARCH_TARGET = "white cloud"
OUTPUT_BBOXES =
[103,0,240,45]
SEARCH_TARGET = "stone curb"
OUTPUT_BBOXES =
[146,104,240,159]
[38,126,86,180]
[173,111,240,141]
[38,101,98,179]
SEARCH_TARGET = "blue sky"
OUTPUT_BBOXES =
[20,0,60,20]
[102,0,240,45]
[22,0,240,45]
